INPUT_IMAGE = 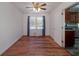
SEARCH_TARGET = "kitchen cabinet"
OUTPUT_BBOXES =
[76,13,79,23]
[65,11,78,23]
[65,11,71,23]
[65,31,75,48]
[70,12,77,23]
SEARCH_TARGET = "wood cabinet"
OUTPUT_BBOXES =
[65,11,77,23]
[65,31,75,48]
[65,11,78,23]
[76,13,79,23]
[65,11,71,23]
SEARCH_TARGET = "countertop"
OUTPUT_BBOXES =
[65,30,75,31]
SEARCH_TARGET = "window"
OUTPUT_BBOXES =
[30,16,43,29]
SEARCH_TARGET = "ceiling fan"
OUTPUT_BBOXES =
[26,2,47,12]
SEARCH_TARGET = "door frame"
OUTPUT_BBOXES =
[27,16,45,36]
[62,3,77,48]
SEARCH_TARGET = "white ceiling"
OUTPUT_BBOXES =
[12,2,62,14]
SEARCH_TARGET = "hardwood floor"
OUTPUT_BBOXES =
[2,36,70,56]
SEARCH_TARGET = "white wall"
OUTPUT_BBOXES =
[23,13,50,36]
[50,2,76,47]
[0,2,23,55]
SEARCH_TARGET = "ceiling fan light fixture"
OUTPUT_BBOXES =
[37,8,41,12]
[33,7,41,12]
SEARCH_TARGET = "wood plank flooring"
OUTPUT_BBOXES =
[2,36,70,56]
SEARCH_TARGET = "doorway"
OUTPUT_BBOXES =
[27,16,45,36]
[65,3,79,55]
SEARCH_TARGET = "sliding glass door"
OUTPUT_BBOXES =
[27,16,45,36]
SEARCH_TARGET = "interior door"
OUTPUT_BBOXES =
[29,16,44,36]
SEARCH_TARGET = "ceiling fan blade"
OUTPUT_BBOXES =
[26,7,32,8]
[40,3,46,6]
[40,8,46,10]
[32,2,36,7]
[32,2,35,5]
[36,2,39,6]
